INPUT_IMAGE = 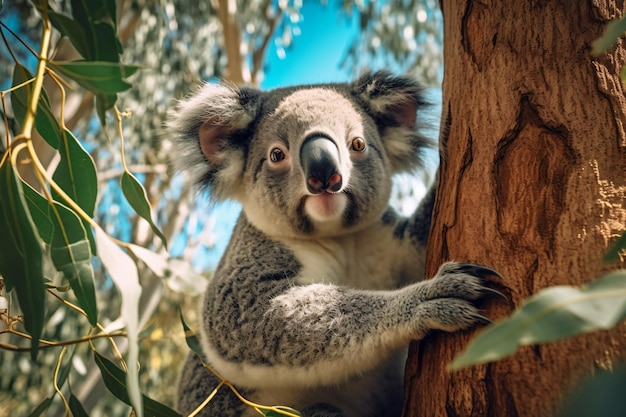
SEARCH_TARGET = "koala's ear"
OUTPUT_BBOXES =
[352,71,435,173]
[166,82,260,201]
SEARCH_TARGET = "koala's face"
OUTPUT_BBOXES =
[167,71,432,239]
[241,87,392,238]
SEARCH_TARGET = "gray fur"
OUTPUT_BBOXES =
[167,71,495,417]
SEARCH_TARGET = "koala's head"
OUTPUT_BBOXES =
[167,71,433,239]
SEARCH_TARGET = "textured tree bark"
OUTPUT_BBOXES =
[403,1,626,417]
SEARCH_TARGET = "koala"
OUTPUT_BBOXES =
[167,71,497,417]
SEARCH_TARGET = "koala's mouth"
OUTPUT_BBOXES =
[304,192,347,222]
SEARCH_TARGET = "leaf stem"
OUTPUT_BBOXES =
[53,346,71,416]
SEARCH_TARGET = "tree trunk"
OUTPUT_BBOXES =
[403,2,626,417]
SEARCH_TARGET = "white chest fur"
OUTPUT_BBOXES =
[279,222,427,290]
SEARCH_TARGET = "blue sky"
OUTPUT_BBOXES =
[261,1,359,89]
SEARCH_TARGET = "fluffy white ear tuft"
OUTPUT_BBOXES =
[352,71,435,173]
[166,82,260,201]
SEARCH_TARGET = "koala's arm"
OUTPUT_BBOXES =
[201,214,491,389]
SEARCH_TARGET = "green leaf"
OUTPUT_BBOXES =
[11,64,63,149]
[93,21,123,61]
[605,231,626,263]
[450,270,626,370]
[121,172,168,249]
[94,352,182,417]
[560,367,626,417]
[22,183,98,325]
[47,10,90,60]
[52,128,97,251]
[94,228,143,417]
[260,407,302,417]
[68,394,90,417]
[22,185,54,244]
[27,397,54,417]
[69,0,121,60]
[592,16,626,56]
[0,161,45,359]
[55,345,76,389]
[95,93,115,128]
[49,61,139,95]
[49,207,98,326]
[179,310,207,363]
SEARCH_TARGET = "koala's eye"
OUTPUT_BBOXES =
[269,148,285,162]
[350,137,366,152]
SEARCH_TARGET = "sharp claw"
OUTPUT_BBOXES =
[455,263,503,279]
[482,286,508,300]
[472,313,492,325]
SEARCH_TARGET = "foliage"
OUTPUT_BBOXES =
[450,269,626,370]
[341,0,443,85]
[0,1,170,416]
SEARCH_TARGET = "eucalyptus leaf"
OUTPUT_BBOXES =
[47,10,90,59]
[93,21,123,61]
[11,64,62,149]
[68,394,90,417]
[121,172,168,249]
[52,128,97,252]
[27,397,53,417]
[0,161,45,359]
[49,209,97,326]
[450,270,626,370]
[96,93,116,127]
[561,366,626,417]
[95,228,143,417]
[592,16,626,56]
[94,352,182,417]
[605,232,626,263]
[55,345,76,389]
[179,310,207,363]
[22,182,98,325]
[260,408,302,417]
[49,61,139,95]
[22,184,54,244]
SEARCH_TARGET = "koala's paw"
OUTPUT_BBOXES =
[424,261,502,301]
[412,262,502,335]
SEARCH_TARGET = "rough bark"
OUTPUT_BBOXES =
[403,1,626,417]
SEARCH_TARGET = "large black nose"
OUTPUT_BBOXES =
[300,136,343,194]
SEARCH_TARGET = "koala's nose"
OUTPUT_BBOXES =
[300,136,343,194]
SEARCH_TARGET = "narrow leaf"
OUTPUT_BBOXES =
[94,352,182,417]
[11,64,63,149]
[22,183,98,324]
[49,208,97,326]
[121,172,168,249]
[55,345,76,389]
[94,228,143,417]
[53,129,97,216]
[47,10,90,60]
[52,128,97,252]
[27,397,54,417]
[49,61,139,95]
[604,231,626,263]
[68,394,90,417]
[93,21,123,61]
[592,16,626,56]
[450,270,626,370]
[179,310,207,363]
[260,408,302,417]
[22,185,54,244]
[0,161,45,358]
